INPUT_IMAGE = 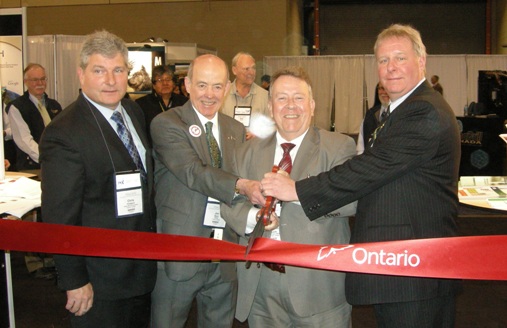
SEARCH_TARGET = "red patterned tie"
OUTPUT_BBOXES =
[278,143,295,174]
[264,142,296,274]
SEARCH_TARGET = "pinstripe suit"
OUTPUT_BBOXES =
[297,81,462,306]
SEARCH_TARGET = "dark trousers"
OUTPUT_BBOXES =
[70,292,151,328]
[373,295,456,328]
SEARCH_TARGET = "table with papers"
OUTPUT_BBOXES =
[459,176,507,213]
[1,171,40,328]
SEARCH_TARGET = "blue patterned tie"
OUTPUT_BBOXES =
[111,111,146,179]
[205,121,222,168]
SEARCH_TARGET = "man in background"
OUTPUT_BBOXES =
[40,30,156,327]
[356,82,390,154]
[150,54,264,328]
[431,75,444,95]
[260,74,271,90]
[6,63,62,170]
[221,66,356,327]
[261,24,461,327]
[221,52,269,139]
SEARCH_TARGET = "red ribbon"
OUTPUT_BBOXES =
[1,219,506,280]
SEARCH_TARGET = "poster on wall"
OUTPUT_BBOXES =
[0,10,24,106]
[1,36,24,99]
[127,44,165,96]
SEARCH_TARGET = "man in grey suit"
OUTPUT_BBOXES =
[221,66,356,327]
[150,54,264,328]
[261,24,461,327]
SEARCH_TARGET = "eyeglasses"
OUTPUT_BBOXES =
[155,78,173,84]
[26,77,48,83]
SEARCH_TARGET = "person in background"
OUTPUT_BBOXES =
[261,24,461,328]
[2,105,16,171]
[150,54,264,328]
[356,82,390,154]
[6,63,62,170]
[221,66,356,328]
[40,30,156,328]
[260,74,271,90]
[135,65,188,133]
[177,77,189,98]
[431,75,443,95]
[221,52,269,139]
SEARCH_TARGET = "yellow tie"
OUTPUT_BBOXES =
[37,101,52,127]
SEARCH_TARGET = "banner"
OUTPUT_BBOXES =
[1,219,507,281]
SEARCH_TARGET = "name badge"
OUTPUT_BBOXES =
[203,197,226,228]
[114,171,143,218]
[234,106,252,127]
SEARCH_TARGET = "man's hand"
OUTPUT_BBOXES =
[66,283,94,316]
[257,211,279,231]
[236,178,265,206]
[261,170,299,202]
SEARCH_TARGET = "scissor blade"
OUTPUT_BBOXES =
[244,218,265,268]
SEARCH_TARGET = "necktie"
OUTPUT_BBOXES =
[205,121,222,168]
[278,143,296,174]
[379,105,390,123]
[110,111,146,178]
[369,106,390,148]
[37,101,52,127]
[263,142,296,274]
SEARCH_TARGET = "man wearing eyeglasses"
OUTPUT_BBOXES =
[6,63,62,170]
[221,52,269,140]
[135,65,188,135]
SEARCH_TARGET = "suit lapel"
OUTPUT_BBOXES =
[180,102,213,166]
[291,127,319,180]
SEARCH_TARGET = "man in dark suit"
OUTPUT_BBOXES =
[6,63,62,170]
[356,81,390,154]
[150,54,264,328]
[135,65,188,134]
[261,24,461,327]
[39,30,156,328]
[221,66,356,327]
[431,75,444,95]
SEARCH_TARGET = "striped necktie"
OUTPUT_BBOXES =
[111,111,146,179]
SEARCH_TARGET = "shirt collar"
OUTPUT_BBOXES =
[389,78,426,112]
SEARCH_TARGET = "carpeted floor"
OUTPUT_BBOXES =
[4,214,507,327]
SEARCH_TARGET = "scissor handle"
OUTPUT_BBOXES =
[259,165,280,225]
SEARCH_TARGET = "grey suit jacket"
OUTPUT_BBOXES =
[297,81,462,305]
[221,127,357,321]
[151,101,246,282]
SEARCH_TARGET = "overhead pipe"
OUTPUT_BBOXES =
[313,0,320,56]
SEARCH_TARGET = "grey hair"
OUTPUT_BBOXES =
[231,52,255,68]
[374,24,427,59]
[23,63,45,79]
[269,66,313,99]
[79,30,130,70]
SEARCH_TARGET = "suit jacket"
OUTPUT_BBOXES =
[151,101,246,282]
[39,94,157,300]
[221,127,357,321]
[297,81,461,305]
[135,92,188,132]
